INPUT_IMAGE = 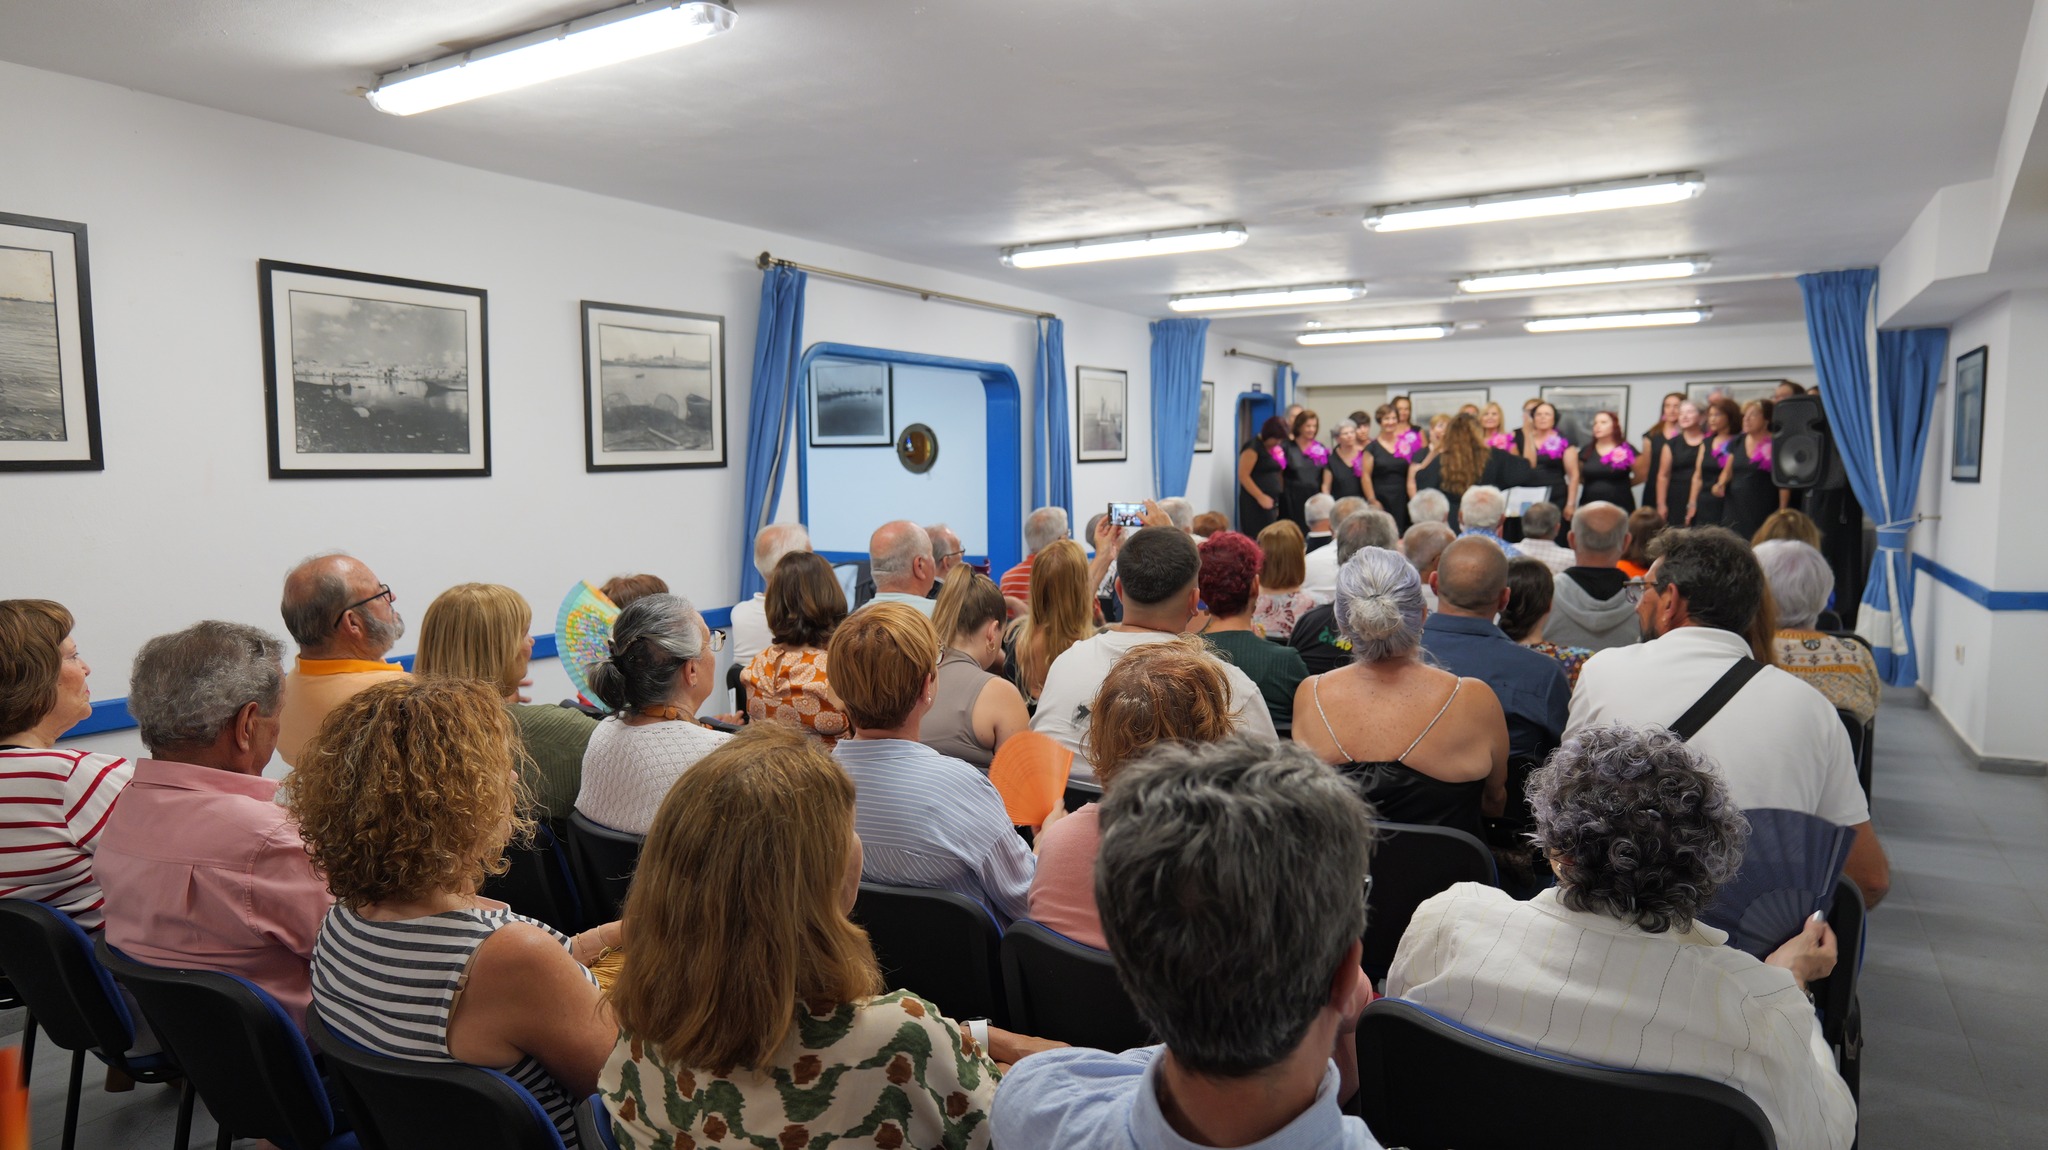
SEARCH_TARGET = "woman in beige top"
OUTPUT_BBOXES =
[921,571,1030,768]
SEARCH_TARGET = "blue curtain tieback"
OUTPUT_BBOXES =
[1875,519,1916,551]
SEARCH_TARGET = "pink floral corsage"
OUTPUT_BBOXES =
[1536,434,1569,461]
[1269,444,1287,468]
[1750,439,1773,468]
[1485,432,1515,451]
[1394,429,1424,460]
[1599,442,1637,469]
[1304,441,1329,467]
[1711,440,1733,468]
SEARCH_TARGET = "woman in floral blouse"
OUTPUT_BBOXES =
[741,552,852,745]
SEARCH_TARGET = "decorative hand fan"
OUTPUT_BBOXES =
[1698,808,1856,958]
[555,582,619,712]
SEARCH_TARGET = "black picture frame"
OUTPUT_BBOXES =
[1404,385,1491,429]
[259,260,490,479]
[1540,384,1631,451]
[1194,380,1214,452]
[1952,346,1987,483]
[581,301,727,472]
[0,212,103,471]
[1076,365,1128,462]
[807,358,893,447]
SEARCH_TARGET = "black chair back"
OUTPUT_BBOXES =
[1354,998,1778,1149]
[1836,708,1875,799]
[726,663,748,718]
[1813,876,1865,1100]
[1000,920,1151,1051]
[578,1092,622,1150]
[96,940,342,1149]
[566,810,645,924]
[0,900,137,1057]
[481,820,585,934]
[307,1005,567,1150]
[852,883,1006,1026]
[1062,777,1103,814]
[1363,822,1497,983]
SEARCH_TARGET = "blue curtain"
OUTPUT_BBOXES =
[1033,317,1073,528]
[1149,317,1210,498]
[1796,269,1946,685]
[738,264,807,601]
[1273,362,1297,410]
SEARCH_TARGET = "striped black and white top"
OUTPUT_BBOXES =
[311,904,596,1145]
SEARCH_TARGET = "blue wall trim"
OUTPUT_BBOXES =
[1913,554,2048,611]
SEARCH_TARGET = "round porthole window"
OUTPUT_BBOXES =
[897,423,940,473]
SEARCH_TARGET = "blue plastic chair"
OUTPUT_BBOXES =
[306,1005,567,1150]
[578,1093,622,1150]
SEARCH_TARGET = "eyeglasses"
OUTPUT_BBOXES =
[934,548,964,562]
[336,584,394,626]
[1623,577,1656,605]
[705,628,727,653]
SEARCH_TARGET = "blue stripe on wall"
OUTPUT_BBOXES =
[1913,554,2048,611]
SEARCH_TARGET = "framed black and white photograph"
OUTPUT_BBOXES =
[1685,379,1783,409]
[0,212,101,471]
[581,301,725,471]
[1952,346,1987,483]
[1403,386,1490,429]
[808,359,892,447]
[1195,380,1214,452]
[260,260,488,478]
[1540,385,1630,449]
[1076,366,1128,462]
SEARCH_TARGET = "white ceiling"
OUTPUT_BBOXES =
[0,0,2033,342]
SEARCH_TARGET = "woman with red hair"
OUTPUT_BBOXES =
[1195,532,1309,735]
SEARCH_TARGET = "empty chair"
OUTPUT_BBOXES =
[852,882,1005,1025]
[307,1005,568,1150]
[480,820,585,934]
[1361,821,1497,983]
[1000,920,1151,1052]
[566,810,644,923]
[1353,998,1778,1150]
[95,939,354,1150]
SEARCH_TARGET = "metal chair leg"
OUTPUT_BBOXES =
[18,1012,32,1084]
[172,1076,196,1149]
[60,1046,83,1150]
[212,1115,231,1150]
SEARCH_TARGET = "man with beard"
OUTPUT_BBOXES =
[276,552,408,765]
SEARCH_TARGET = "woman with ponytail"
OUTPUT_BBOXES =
[573,593,730,835]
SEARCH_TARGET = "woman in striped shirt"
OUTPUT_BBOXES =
[287,678,621,1146]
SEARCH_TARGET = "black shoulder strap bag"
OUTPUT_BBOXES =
[1667,657,1767,742]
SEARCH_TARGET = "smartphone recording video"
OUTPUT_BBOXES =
[1107,502,1147,528]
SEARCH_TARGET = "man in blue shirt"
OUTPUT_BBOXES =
[1421,536,1569,765]
[993,738,1385,1150]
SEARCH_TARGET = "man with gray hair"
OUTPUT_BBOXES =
[95,621,331,1032]
[1157,497,1196,536]
[1515,501,1575,574]
[1456,485,1522,558]
[1001,506,1071,602]
[1401,521,1457,612]
[1546,501,1638,651]
[1303,492,1337,553]
[275,552,407,766]
[863,520,938,615]
[1302,496,1371,605]
[1407,488,1450,527]
[925,523,965,579]
[1290,510,1400,675]
[730,521,812,664]
[994,737,1383,1148]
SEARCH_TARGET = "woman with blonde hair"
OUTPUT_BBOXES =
[923,570,1031,769]
[293,678,620,1147]
[417,582,595,821]
[1479,401,1514,450]
[1008,538,1096,704]
[1251,519,1314,640]
[1752,507,1824,550]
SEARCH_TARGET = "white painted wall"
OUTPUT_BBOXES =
[802,362,990,558]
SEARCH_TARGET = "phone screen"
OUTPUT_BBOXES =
[1107,502,1147,528]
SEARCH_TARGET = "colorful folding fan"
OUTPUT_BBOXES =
[555,581,619,712]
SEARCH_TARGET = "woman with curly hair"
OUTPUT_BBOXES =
[1387,723,1855,1150]
[1413,412,1536,529]
[1196,531,1308,731]
[291,678,621,1147]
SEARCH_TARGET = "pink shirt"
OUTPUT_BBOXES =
[95,759,331,1031]
[1025,803,1106,949]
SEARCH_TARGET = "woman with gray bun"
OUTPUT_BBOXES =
[573,593,729,835]
[1289,547,1507,838]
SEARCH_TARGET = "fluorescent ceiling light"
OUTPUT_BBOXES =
[1168,282,1366,312]
[1364,173,1705,232]
[1524,309,1710,333]
[1001,224,1249,269]
[1297,325,1450,346]
[367,1,738,116]
[1457,256,1708,294]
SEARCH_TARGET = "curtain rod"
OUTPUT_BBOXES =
[1226,348,1294,369]
[757,252,1055,321]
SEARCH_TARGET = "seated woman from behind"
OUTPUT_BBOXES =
[1028,638,1237,949]
[1291,547,1507,839]
[1251,519,1315,639]
[1497,557,1594,689]
[1007,538,1098,705]
[741,551,852,745]
[1757,539,1880,724]
[289,679,620,1147]
[921,570,1031,769]
[1196,531,1309,733]
[575,593,729,836]
[602,723,1058,1149]
[1388,724,1855,1150]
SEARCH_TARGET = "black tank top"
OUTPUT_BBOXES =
[1310,676,1485,840]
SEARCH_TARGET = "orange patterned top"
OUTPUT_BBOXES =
[741,644,852,746]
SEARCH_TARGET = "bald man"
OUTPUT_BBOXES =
[1548,501,1639,651]
[275,553,407,765]
[864,520,938,615]
[1421,537,1569,766]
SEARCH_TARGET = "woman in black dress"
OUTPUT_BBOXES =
[1658,400,1709,523]
[1324,418,1368,502]
[1236,415,1289,532]
[1576,411,1638,512]
[1637,391,1683,520]
[1366,404,1423,533]
[1714,399,1788,540]
[1280,409,1327,529]
[1519,401,1579,513]
[1689,397,1741,529]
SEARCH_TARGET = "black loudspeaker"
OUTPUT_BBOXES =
[1772,395,1837,491]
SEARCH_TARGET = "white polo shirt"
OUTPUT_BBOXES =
[1030,629,1277,781]
[1568,627,1870,827]
[1302,542,1342,605]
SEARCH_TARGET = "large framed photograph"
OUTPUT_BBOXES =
[1076,366,1129,462]
[1194,380,1215,452]
[1401,386,1490,428]
[581,301,725,471]
[808,358,892,447]
[1952,346,1987,483]
[0,212,102,471]
[1540,384,1631,449]
[1685,379,1783,409]
[260,260,488,478]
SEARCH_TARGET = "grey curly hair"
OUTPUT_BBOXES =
[1333,547,1426,663]
[1528,723,1750,933]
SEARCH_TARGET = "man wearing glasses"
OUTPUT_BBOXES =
[925,522,965,595]
[275,553,408,766]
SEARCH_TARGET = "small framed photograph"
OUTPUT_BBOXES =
[1195,380,1215,452]
[1540,385,1631,449]
[1952,346,1987,483]
[0,212,102,471]
[1685,379,1783,409]
[260,260,489,478]
[1402,386,1490,429]
[1076,366,1128,462]
[582,301,726,471]
[808,358,892,447]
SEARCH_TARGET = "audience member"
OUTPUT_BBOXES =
[1569,527,1889,907]
[742,552,852,745]
[1757,540,1881,724]
[1302,496,1371,604]
[730,523,809,664]
[1407,487,1450,527]
[1455,485,1522,557]
[1775,380,1808,400]
[0,599,132,931]
[576,594,730,836]
[1753,507,1825,550]
[1499,556,1594,689]
[598,573,670,611]
[1197,532,1309,732]
[1002,507,1071,603]
[1422,538,1569,766]
[865,520,938,614]
[1400,521,1456,612]
[292,678,620,1146]
[1620,505,1666,577]
[926,522,965,581]
[416,583,595,821]
[1191,510,1229,538]
[1252,520,1316,640]
[995,737,1385,1149]
[1291,511,1397,675]
[923,571,1031,769]
[1389,724,1855,1150]
[97,620,328,1031]
[1545,501,1638,651]
[1028,639,1235,949]
[1032,527,1276,778]
[1302,492,1337,552]
[1291,549,1508,839]
[1007,538,1099,705]
[276,552,407,765]
[1514,501,1575,574]
[1158,496,1197,536]
[830,604,1037,922]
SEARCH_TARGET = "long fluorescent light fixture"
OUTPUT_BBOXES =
[1168,282,1366,312]
[1297,325,1450,346]
[1458,256,1708,294]
[1364,172,1705,232]
[367,1,738,116]
[1524,308,1710,333]
[1001,224,1249,269]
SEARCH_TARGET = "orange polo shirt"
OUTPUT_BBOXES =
[276,657,407,766]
